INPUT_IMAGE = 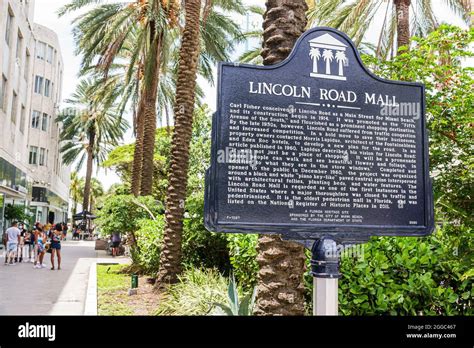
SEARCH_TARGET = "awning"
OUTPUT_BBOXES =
[73,211,97,221]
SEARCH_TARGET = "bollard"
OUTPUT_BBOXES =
[131,274,138,289]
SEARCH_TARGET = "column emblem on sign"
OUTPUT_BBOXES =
[309,34,348,81]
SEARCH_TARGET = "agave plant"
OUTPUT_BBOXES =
[211,274,256,316]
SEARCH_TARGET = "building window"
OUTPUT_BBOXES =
[44,79,51,97]
[20,105,26,133]
[0,75,7,111]
[5,8,13,46]
[29,146,38,165]
[36,41,46,60]
[32,187,47,203]
[46,45,54,63]
[34,75,43,94]
[39,148,46,166]
[16,30,23,63]
[24,50,30,79]
[11,92,18,124]
[41,113,48,131]
[31,110,40,128]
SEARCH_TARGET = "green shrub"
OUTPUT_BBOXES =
[96,194,163,236]
[134,217,164,275]
[226,233,259,289]
[338,224,473,315]
[155,268,241,315]
[182,193,230,273]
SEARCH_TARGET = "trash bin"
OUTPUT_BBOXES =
[131,274,138,289]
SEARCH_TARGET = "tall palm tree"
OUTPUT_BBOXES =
[69,171,84,218]
[156,0,204,286]
[61,0,244,197]
[57,79,129,212]
[308,0,471,57]
[60,0,173,197]
[254,0,308,316]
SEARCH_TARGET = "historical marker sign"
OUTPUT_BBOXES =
[204,27,434,242]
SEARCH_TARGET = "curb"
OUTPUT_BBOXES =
[84,261,98,315]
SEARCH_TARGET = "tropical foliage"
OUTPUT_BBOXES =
[155,268,246,315]
[57,79,128,211]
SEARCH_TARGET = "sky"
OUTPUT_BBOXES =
[32,0,469,190]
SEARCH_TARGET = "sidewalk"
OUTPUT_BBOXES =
[0,238,130,315]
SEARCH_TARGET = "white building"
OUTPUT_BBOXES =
[28,23,69,224]
[0,0,70,231]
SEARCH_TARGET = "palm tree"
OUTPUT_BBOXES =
[309,47,321,73]
[60,0,175,197]
[308,0,471,57]
[335,50,348,76]
[322,49,334,74]
[254,0,308,316]
[57,79,129,212]
[61,0,244,197]
[156,0,204,287]
[69,171,84,218]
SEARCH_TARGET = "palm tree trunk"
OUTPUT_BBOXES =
[131,97,146,196]
[394,0,411,53]
[71,201,77,225]
[156,0,202,287]
[89,196,93,214]
[82,132,95,212]
[254,0,308,316]
[139,27,163,196]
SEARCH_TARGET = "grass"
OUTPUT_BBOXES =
[97,264,160,316]
[97,264,133,315]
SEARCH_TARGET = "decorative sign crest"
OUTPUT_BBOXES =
[204,27,434,244]
[309,33,349,80]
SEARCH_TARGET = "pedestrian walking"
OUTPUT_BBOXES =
[50,224,62,270]
[5,222,21,265]
[24,229,35,262]
[16,226,26,263]
[111,232,121,257]
[34,227,47,269]
[61,223,68,241]
[2,229,7,264]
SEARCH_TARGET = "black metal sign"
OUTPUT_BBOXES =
[204,27,434,242]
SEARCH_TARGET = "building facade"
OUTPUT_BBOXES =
[0,0,70,231]
[28,23,69,224]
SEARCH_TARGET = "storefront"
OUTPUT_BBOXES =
[0,157,29,233]
[30,186,69,225]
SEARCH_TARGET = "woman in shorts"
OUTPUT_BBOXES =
[50,224,62,270]
[34,227,46,269]
[111,232,121,257]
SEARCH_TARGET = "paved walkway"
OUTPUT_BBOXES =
[0,236,129,315]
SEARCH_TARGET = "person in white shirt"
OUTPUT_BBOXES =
[5,222,21,265]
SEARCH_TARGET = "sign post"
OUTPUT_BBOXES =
[204,27,434,315]
[311,238,340,315]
